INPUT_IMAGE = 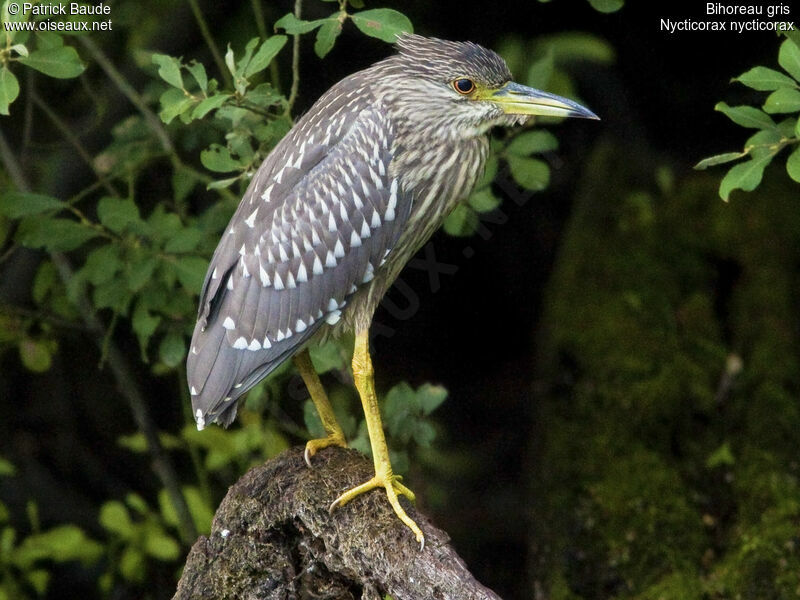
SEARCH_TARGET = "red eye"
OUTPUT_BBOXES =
[453,78,475,94]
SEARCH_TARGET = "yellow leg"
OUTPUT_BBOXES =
[329,330,425,549]
[293,349,347,466]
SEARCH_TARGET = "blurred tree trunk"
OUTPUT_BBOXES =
[525,142,800,598]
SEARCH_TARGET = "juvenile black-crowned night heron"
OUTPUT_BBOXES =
[188,34,596,547]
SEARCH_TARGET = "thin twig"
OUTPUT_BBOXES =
[30,90,121,198]
[286,0,303,114]
[186,0,232,89]
[77,36,175,154]
[0,126,27,189]
[0,128,197,545]
[250,0,267,40]
[21,71,33,165]
[0,303,87,332]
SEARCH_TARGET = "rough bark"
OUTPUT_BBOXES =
[174,446,502,600]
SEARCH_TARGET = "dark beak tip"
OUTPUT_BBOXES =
[572,108,600,121]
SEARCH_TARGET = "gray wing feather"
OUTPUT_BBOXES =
[187,92,410,427]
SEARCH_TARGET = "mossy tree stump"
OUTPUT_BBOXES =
[174,447,502,600]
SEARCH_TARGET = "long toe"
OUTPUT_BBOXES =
[304,433,347,467]
[331,473,425,549]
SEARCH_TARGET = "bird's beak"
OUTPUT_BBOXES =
[489,81,599,120]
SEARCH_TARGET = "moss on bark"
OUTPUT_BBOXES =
[529,143,800,599]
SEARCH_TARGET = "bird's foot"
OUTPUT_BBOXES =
[330,469,425,550]
[304,432,347,467]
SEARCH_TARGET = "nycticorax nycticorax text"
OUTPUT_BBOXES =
[187,34,596,547]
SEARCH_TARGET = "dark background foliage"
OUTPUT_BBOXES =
[1,1,798,599]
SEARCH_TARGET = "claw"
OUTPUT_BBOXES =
[330,472,425,549]
[304,433,347,468]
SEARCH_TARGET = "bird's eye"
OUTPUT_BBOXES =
[452,78,475,95]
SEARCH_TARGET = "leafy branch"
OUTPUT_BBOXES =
[695,38,800,200]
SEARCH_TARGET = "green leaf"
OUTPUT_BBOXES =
[506,130,559,155]
[164,227,203,253]
[693,152,746,170]
[350,9,413,43]
[201,144,246,172]
[274,13,326,34]
[508,155,550,191]
[779,38,800,81]
[92,279,131,312]
[15,525,102,566]
[158,87,193,124]
[172,167,196,203]
[25,569,49,596]
[183,486,214,535]
[0,457,17,477]
[413,421,436,447]
[744,128,782,159]
[18,45,85,78]
[244,35,287,77]
[235,37,259,78]
[125,493,149,514]
[0,66,19,115]
[174,256,208,291]
[148,206,182,239]
[2,0,28,45]
[309,341,345,372]
[468,188,501,213]
[17,217,98,251]
[159,331,186,368]
[587,0,624,13]
[314,17,343,58]
[763,87,800,113]
[777,116,796,137]
[152,53,183,89]
[131,300,160,359]
[82,244,122,285]
[706,442,735,468]
[32,261,57,304]
[207,176,240,190]
[18,338,53,372]
[191,92,230,119]
[99,501,133,538]
[442,203,477,236]
[10,43,27,57]
[97,197,141,234]
[417,383,448,415]
[185,61,207,92]
[714,102,777,130]
[117,432,147,453]
[718,154,773,201]
[535,32,615,64]
[119,547,145,582]
[303,399,326,439]
[476,154,498,188]
[224,43,236,78]
[0,192,64,218]
[783,28,800,49]
[526,49,554,89]
[143,524,180,560]
[33,32,62,50]
[159,487,213,534]
[734,66,797,91]
[786,146,800,183]
[126,255,158,292]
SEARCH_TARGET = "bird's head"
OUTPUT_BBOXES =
[376,34,598,139]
